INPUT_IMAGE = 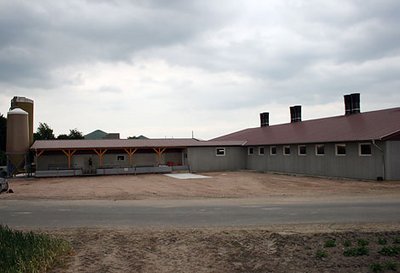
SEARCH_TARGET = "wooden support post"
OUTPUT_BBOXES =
[93,149,108,167]
[124,148,137,166]
[62,149,76,169]
[153,147,166,165]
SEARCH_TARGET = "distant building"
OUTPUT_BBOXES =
[84,130,120,140]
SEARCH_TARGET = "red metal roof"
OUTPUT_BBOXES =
[212,107,400,145]
[30,138,246,150]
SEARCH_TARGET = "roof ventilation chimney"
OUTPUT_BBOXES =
[260,112,269,127]
[344,93,361,115]
[290,105,301,123]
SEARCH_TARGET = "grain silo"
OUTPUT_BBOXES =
[6,108,30,175]
[10,96,34,145]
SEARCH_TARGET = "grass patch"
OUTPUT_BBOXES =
[0,225,72,273]
[393,237,400,244]
[378,246,400,256]
[324,239,336,248]
[343,246,369,257]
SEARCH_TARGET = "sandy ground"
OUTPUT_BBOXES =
[2,171,400,201]
[43,224,400,273]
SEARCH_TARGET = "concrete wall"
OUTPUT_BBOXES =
[187,147,246,172]
[385,141,400,180]
[246,142,385,180]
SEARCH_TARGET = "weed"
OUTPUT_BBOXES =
[315,249,328,259]
[383,261,398,271]
[370,263,384,273]
[394,237,400,244]
[343,239,352,247]
[343,246,369,257]
[378,246,400,256]
[370,261,398,272]
[0,225,72,273]
[377,237,387,245]
[357,239,369,247]
[324,239,336,248]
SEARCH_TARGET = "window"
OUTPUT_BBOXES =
[216,148,225,156]
[258,147,265,155]
[359,143,372,156]
[335,144,346,156]
[270,146,277,155]
[248,147,254,155]
[283,145,291,155]
[117,155,125,161]
[315,144,325,156]
[298,145,307,156]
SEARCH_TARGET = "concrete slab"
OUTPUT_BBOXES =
[164,173,211,179]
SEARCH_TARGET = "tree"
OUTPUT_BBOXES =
[57,134,69,140]
[68,129,84,139]
[34,122,55,140]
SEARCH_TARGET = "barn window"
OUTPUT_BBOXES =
[258,147,265,155]
[117,155,125,161]
[298,145,307,156]
[359,143,372,156]
[315,144,325,156]
[283,145,291,156]
[335,144,346,156]
[248,147,254,155]
[216,148,226,156]
[270,146,277,155]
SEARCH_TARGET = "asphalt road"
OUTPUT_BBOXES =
[1,198,399,228]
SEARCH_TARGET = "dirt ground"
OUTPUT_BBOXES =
[4,172,400,272]
[2,171,400,201]
[44,224,400,273]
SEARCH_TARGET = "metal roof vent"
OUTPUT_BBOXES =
[290,105,301,123]
[260,112,269,127]
[344,93,361,115]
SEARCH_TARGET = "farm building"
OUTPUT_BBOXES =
[213,94,400,180]
[6,94,400,180]
[31,139,246,177]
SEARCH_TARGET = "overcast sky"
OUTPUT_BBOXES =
[1,0,399,139]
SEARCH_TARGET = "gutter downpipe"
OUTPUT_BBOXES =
[372,139,385,180]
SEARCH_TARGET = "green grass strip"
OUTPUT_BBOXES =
[0,225,72,273]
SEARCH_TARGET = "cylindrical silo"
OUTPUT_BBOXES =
[6,108,30,175]
[10,96,34,145]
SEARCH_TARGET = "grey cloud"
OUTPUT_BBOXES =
[0,0,234,88]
